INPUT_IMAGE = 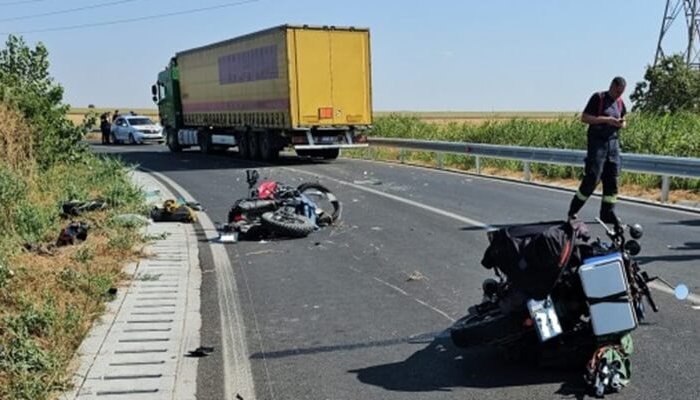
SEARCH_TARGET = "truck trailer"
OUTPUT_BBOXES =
[152,24,372,160]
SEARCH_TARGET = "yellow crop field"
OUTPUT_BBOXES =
[68,108,159,127]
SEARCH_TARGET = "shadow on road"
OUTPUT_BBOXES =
[90,142,333,174]
[660,219,700,228]
[347,334,586,398]
[636,253,700,265]
[251,329,587,398]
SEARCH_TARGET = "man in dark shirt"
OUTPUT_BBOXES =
[100,113,111,144]
[567,76,628,224]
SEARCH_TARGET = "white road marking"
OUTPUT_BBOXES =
[413,298,456,323]
[373,277,409,296]
[285,166,493,230]
[350,158,700,217]
[648,281,700,306]
[371,277,455,322]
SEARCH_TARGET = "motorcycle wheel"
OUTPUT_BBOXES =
[297,182,341,223]
[450,308,523,349]
[261,211,316,238]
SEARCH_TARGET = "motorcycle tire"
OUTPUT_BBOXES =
[450,309,523,349]
[261,211,316,238]
[297,183,341,223]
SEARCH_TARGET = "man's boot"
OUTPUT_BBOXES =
[599,201,620,226]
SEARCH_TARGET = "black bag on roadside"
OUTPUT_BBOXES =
[57,221,90,246]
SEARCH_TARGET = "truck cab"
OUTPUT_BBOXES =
[152,59,183,151]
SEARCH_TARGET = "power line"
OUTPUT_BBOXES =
[0,0,260,34]
[0,0,143,22]
[0,0,50,7]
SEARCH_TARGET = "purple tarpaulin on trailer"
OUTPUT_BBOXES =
[218,45,279,84]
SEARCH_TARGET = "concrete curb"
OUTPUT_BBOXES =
[62,171,202,400]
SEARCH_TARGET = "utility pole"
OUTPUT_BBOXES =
[655,0,700,68]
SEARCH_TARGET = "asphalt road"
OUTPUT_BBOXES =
[95,143,700,400]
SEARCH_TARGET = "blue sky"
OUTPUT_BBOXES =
[0,0,689,111]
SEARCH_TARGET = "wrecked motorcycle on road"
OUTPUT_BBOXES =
[451,218,688,397]
[222,170,341,240]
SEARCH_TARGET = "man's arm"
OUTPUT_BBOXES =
[581,112,620,126]
[581,94,622,127]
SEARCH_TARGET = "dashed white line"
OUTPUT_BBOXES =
[413,298,456,323]
[373,277,409,296]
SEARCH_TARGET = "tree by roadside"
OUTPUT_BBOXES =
[631,54,700,114]
[0,35,92,168]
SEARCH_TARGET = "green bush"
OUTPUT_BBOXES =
[14,202,56,244]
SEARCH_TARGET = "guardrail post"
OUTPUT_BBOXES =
[399,149,406,164]
[436,153,444,169]
[475,156,481,174]
[523,161,531,182]
[661,175,670,203]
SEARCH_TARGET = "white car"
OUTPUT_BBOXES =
[110,115,165,144]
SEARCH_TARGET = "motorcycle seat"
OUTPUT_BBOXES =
[236,199,278,212]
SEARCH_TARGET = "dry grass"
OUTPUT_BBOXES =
[0,103,147,398]
[0,103,34,172]
[67,108,159,127]
[0,210,145,397]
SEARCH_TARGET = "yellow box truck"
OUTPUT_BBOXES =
[152,25,372,160]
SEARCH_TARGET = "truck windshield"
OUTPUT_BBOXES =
[128,118,154,126]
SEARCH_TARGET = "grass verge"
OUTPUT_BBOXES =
[0,109,147,399]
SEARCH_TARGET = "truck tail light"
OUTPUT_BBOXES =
[318,107,333,119]
[292,135,308,144]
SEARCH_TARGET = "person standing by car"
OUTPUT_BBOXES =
[112,110,120,122]
[567,77,627,224]
[100,113,111,144]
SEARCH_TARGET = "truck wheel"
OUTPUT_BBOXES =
[167,130,182,152]
[238,132,250,158]
[128,133,136,145]
[260,131,279,161]
[199,132,212,154]
[109,132,117,145]
[247,131,260,160]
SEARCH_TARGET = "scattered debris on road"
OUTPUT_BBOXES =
[406,270,426,282]
[150,199,198,223]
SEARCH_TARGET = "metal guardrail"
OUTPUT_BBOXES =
[367,137,700,203]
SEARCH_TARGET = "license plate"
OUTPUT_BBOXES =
[527,296,562,342]
[319,136,337,143]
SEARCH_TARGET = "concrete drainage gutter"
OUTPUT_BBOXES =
[62,171,201,400]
